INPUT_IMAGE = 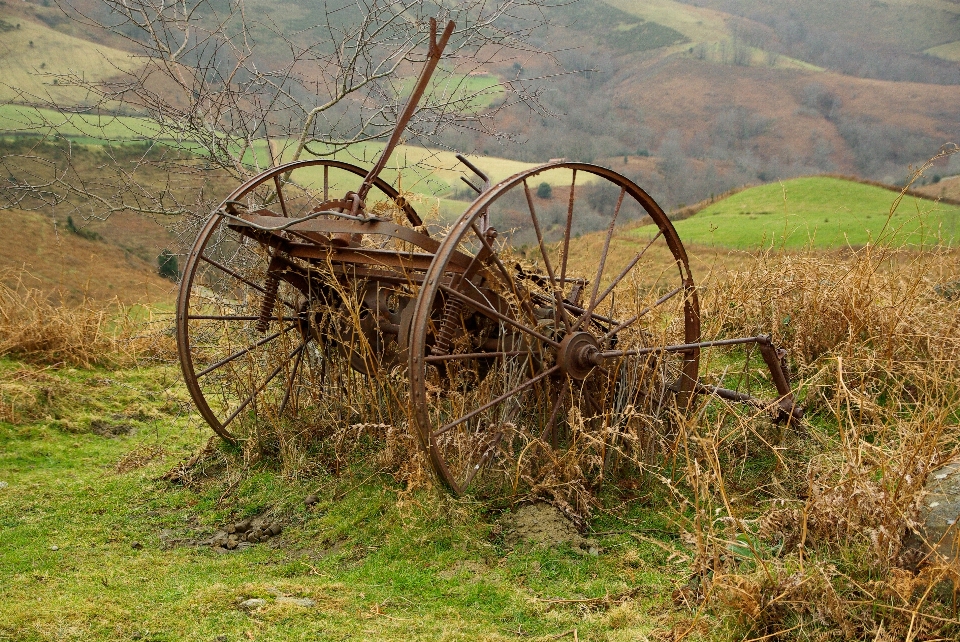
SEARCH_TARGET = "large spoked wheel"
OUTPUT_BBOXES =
[177,159,420,443]
[409,163,700,495]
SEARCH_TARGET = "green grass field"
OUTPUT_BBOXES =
[0,358,685,641]
[396,70,503,110]
[0,104,585,204]
[632,177,960,249]
[926,40,960,62]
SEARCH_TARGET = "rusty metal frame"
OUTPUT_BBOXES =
[175,16,803,492]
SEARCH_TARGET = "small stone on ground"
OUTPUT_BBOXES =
[239,598,266,611]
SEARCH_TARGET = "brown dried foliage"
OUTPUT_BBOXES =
[0,269,176,368]
[673,241,960,640]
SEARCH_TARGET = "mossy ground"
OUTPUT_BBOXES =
[0,358,701,641]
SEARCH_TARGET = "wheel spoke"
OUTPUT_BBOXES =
[196,324,297,378]
[432,365,560,438]
[200,254,297,311]
[273,175,289,217]
[558,169,577,290]
[221,340,305,429]
[425,350,528,363]
[585,186,626,311]
[470,222,538,324]
[601,285,683,341]
[189,315,300,321]
[559,299,619,327]
[523,179,570,332]
[573,230,663,332]
[438,284,560,348]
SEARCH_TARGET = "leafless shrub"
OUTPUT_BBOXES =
[0,0,562,233]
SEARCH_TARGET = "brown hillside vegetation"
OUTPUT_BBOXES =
[0,208,173,303]
[615,58,959,172]
[917,174,960,201]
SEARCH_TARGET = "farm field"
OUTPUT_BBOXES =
[631,176,960,249]
[926,40,960,62]
[0,105,583,203]
[603,0,818,69]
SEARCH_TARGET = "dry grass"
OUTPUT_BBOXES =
[0,268,176,368]
[668,241,960,640]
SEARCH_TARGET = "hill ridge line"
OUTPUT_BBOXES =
[668,173,960,222]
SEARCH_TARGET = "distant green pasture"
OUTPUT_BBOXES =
[395,71,503,111]
[632,177,960,249]
[0,104,166,141]
[1,105,581,202]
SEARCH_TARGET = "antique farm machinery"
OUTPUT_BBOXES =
[176,19,801,495]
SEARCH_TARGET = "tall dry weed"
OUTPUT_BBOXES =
[672,241,960,639]
[0,269,176,367]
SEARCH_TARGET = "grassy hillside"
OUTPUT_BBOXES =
[0,208,174,304]
[0,14,138,106]
[631,176,960,249]
[0,104,589,204]
[926,40,960,62]
[679,0,960,52]
[603,0,816,69]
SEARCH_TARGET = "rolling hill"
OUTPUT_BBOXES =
[632,176,960,248]
[0,9,138,107]
[0,207,174,303]
[1,0,959,253]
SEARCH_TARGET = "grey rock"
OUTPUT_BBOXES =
[131,541,143,550]
[49,545,59,551]
[304,494,319,507]
[239,598,266,611]
[276,596,316,608]
[915,461,960,567]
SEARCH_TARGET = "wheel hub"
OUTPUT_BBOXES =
[557,332,602,380]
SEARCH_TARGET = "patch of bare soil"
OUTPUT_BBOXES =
[90,417,136,437]
[502,503,597,552]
